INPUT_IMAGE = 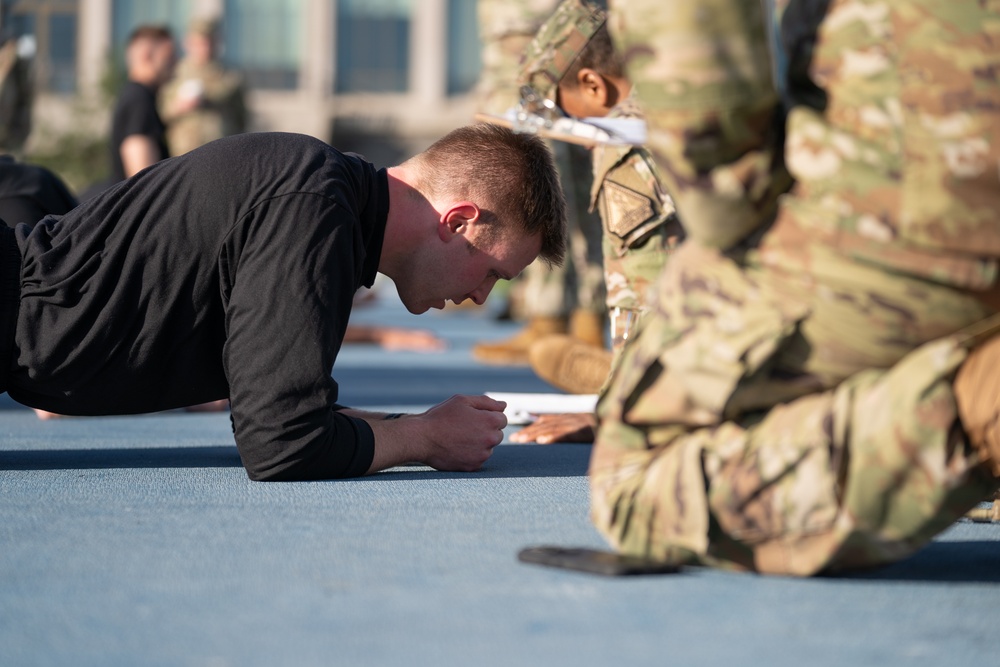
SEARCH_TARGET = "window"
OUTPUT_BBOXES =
[225,0,300,90]
[5,0,78,93]
[446,0,480,95]
[335,0,411,94]
[111,0,189,50]
[47,11,74,91]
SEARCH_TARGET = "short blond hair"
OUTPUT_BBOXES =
[407,123,567,266]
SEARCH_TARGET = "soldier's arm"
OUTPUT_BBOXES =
[610,0,791,250]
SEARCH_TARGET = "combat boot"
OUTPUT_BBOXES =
[472,315,568,365]
[964,496,1000,523]
[569,308,607,348]
[529,333,612,394]
[954,332,1000,478]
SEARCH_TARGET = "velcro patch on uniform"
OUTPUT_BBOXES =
[602,179,656,242]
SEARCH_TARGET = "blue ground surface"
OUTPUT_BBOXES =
[2,285,998,667]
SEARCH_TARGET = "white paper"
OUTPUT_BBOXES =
[486,392,598,425]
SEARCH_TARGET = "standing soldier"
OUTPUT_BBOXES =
[590,0,1000,575]
[160,16,247,156]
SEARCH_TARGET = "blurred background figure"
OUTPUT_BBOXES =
[160,16,247,157]
[0,2,488,197]
[110,24,175,183]
[0,2,33,160]
[471,0,607,367]
[0,2,77,230]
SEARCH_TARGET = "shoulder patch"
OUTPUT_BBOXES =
[602,179,656,241]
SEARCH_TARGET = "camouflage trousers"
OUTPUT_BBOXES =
[590,241,1000,575]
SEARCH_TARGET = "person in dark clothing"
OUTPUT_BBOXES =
[109,25,175,184]
[0,155,77,229]
[0,125,567,481]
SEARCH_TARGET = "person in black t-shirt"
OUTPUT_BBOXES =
[0,125,568,481]
[109,25,175,185]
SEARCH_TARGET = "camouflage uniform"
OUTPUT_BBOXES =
[590,93,682,350]
[592,0,1000,575]
[159,20,247,156]
[520,0,680,353]
[475,0,604,326]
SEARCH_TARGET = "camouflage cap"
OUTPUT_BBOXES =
[519,0,606,103]
[188,16,219,37]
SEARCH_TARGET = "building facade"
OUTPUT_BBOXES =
[3,0,484,165]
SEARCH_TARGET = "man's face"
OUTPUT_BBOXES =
[398,222,542,315]
[186,33,214,64]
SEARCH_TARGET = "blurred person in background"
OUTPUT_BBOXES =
[160,16,247,157]
[0,2,33,160]
[109,24,176,185]
[0,3,76,231]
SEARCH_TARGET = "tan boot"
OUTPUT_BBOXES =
[529,334,612,394]
[954,332,1000,477]
[965,500,1000,523]
[472,316,568,365]
[569,309,607,348]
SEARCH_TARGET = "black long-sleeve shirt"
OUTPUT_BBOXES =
[2,132,387,480]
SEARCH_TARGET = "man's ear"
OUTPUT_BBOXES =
[438,201,481,241]
[576,68,610,107]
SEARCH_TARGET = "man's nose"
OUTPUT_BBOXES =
[468,279,497,305]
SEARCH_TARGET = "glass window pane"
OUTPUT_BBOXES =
[7,1,79,94]
[446,0,480,95]
[335,0,411,93]
[5,14,37,43]
[224,0,300,90]
[47,12,76,93]
[111,0,190,54]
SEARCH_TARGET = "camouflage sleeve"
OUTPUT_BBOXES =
[158,77,182,125]
[596,147,678,315]
[607,0,791,250]
[594,146,673,250]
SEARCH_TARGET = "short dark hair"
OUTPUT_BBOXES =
[409,123,567,267]
[127,24,173,47]
[561,24,624,88]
